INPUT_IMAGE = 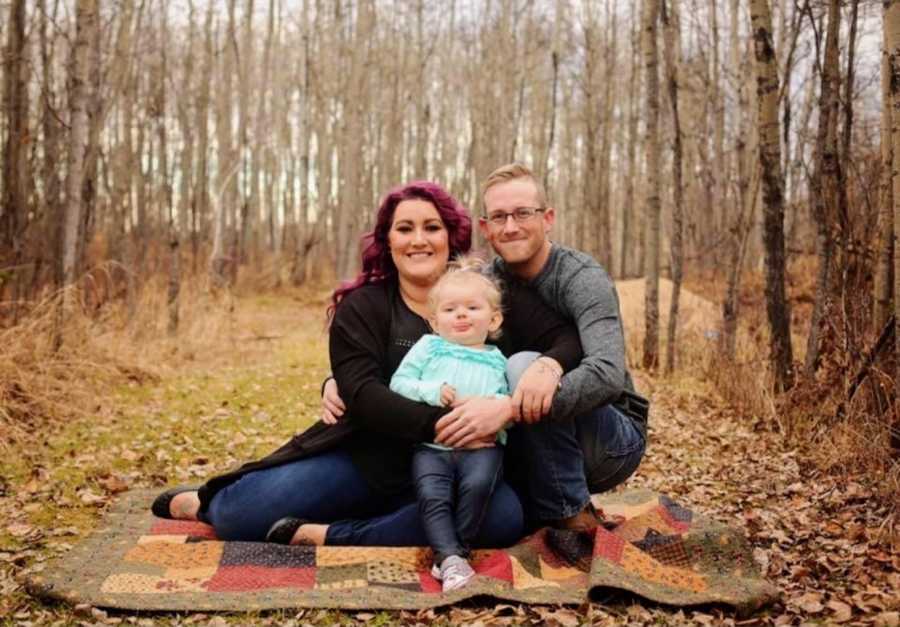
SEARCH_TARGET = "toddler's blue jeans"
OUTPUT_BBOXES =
[412,444,503,565]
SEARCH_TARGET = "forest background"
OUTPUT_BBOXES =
[1,0,900,624]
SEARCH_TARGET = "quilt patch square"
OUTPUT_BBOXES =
[220,542,316,568]
[206,565,316,592]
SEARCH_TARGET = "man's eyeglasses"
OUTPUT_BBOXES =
[483,207,546,226]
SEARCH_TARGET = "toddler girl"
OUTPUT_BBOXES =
[389,257,508,592]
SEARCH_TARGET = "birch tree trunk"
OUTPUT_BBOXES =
[194,0,214,273]
[721,2,754,358]
[886,0,900,399]
[291,0,312,286]
[2,0,29,273]
[662,0,683,374]
[176,1,196,249]
[413,0,429,178]
[621,5,640,279]
[336,0,374,280]
[77,3,104,277]
[804,0,842,376]
[63,0,98,308]
[750,0,794,392]
[255,0,276,277]
[709,0,726,252]
[238,0,255,269]
[875,15,894,331]
[210,0,238,288]
[642,0,661,370]
[155,6,179,335]
[40,0,63,291]
[598,0,616,272]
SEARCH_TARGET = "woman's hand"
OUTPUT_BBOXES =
[434,396,512,447]
[511,357,562,423]
[321,378,347,425]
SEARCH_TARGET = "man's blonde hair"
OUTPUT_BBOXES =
[480,163,548,211]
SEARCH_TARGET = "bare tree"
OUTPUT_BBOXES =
[750,0,794,392]
[642,0,661,370]
[662,0,683,373]
[621,4,641,279]
[876,9,894,331]
[62,0,99,307]
[721,0,756,358]
[887,0,900,398]
[804,0,843,376]
[39,0,64,293]
[2,0,30,310]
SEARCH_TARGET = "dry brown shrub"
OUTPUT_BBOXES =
[0,288,124,445]
[0,269,253,446]
[0,250,340,449]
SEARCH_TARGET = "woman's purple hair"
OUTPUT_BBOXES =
[328,181,472,320]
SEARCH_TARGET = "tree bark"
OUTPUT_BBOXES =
[876,12,894,331]
[210,0,239,288]
[721,0,754,357]
[40,0,64,292]
[621,4,640,279]
[2,0,29,274]
[886,0,900,399]
[662,0,683,374]
[750,0,795,392]
[63,0,98,301]
[642,0,661,371]
[804,0,843,377]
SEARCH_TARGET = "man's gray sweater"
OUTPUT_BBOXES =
[493,243,637,422]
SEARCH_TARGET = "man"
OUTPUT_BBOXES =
[434,163,647,531]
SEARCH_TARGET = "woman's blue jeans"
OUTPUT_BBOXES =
[204,448,523,546]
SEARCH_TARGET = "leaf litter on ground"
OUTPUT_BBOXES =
[0,294,898,625]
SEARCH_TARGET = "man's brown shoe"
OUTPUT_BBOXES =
[550,503,606,533]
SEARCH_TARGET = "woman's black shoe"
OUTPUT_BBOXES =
[265,517,313,544]
[151,486,199,519]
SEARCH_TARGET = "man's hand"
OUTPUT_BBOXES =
[434,396,512,448]
[460,434,497,450]
[512,357,562,423]
[440,384,457,407]
[321,378,346,425]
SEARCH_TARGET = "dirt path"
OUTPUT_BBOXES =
[2,296,897,625]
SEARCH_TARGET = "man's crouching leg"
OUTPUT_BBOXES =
[505,352,596,532]
[576,404,645,494]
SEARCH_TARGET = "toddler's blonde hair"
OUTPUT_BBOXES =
[428,256,503,339]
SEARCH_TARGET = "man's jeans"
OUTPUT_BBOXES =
[412,444,504,565]
[505,352,646,524]
[204,448,523,546]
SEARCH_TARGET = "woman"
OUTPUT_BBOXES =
[152,181,580,548]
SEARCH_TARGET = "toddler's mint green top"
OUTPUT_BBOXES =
[389,334,509,447]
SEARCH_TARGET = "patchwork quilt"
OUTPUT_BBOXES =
[26,489,778,612]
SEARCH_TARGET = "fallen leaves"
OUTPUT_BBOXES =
[77,489,106,506]
[826,599,854,623]
[2,299,898,626]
